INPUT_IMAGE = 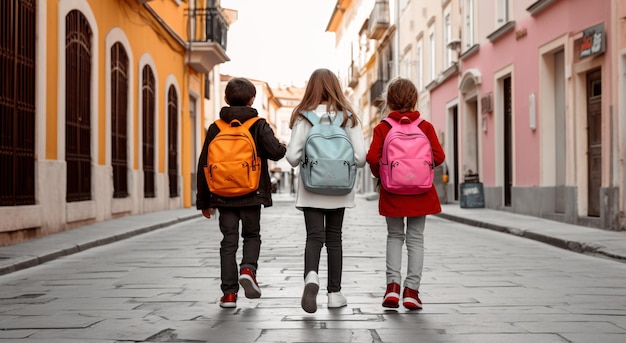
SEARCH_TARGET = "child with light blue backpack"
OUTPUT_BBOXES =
[285,68,366,313]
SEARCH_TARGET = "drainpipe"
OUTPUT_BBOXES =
[393,0,400,77]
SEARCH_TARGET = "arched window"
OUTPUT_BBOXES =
[142,65,155,198]
[0,0,36,206]
[111,42,128,198]
[167,86,178,198]
[65,9,92,202]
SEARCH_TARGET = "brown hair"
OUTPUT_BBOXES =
[225,77,256,106]
[289,68,359,128]
[385,78,418,113]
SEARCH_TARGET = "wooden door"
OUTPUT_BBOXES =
[586,69,602,217]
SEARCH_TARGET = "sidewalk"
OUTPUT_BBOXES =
[0,208,202,275]
[437,202,626,262]
[1,193,625,276]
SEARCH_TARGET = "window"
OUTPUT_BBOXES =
[429,26,435,82]
[464,0,475,49]
[379,43,393,83]
[204,73,210,99]
[416,39,423,90]
[142,65,156,198]
[400,49,411,79]
[497,0,510,25]
[443,12,452,68]
[65,10,93,202]
[0,0,36,206]
[111,42,128,198]
[359,30,368,67]
[167,86,178,198]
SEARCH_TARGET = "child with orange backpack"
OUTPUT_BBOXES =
[196,77,286,308]
[366,78,445,310]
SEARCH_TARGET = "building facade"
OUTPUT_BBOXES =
[430,0,623,230]
[328,0,626,230]
[0,0,233,245]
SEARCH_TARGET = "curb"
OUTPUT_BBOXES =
[435,212,626,262]
[0,213,202,276]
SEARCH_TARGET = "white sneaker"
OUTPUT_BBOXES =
[327,292,347,308]
[301,271,319,313]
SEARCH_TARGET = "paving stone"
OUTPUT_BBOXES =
[1,196,625,342]
[0,314,100,330]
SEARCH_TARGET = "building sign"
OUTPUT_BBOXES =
[481,93,492,113]
[579,23,605,59]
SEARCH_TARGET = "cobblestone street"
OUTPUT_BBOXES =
[1,196,625,342]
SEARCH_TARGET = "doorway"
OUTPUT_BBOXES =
[452,105,460,201]
[190,97,197,205]
[464,98,479,180]
[554,50,566,213]
[503,76,512,207]
[586,69,602,217]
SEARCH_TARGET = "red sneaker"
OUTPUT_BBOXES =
[238,268,261,299]
[219,293,237,308]
[382,283,401,308]
[402,287,422,310]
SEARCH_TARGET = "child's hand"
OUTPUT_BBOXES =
[202,208,215,219]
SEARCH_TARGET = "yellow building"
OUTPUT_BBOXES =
[0,0,233,245]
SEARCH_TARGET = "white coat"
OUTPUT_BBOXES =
[285,104,367,210]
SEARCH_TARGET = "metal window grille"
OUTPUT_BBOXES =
[167,86,178,198]
[142,66,155,198]
[0,0,36,206]
[65,10,92,202]
[111,42,128,198]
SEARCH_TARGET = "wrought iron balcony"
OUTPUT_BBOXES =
[368,0,390,40]
[186,6,230,73]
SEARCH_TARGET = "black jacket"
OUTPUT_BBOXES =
[196,106,286,209]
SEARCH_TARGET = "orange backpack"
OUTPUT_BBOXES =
[205,117,262,197]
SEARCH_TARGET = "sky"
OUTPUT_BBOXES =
[220,0,338,87]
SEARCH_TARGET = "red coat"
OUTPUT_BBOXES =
[366,111,446,217]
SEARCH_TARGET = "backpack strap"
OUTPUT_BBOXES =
[383,116,423,127]
[302,111,345,127]
[214,119,229,131]
[241,116,262,130]
[215,117,261,131]
[301,111,321,126]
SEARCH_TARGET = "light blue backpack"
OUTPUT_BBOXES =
[299,111,357,195]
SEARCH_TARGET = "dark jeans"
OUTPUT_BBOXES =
[218,205,261,295]
[303,207,345,293]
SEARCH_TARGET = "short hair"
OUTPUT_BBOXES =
[225,77,256,106]
[386,78,418,113]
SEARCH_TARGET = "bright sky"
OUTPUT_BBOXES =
[220,0,338,87]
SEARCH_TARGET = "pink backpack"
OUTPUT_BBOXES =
[379,116,434,195]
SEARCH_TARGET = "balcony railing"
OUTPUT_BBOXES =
[187,6,228,48]
[185,6,230,73]
[368,0,390,39]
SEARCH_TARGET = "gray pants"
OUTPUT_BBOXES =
[385,216,426,290]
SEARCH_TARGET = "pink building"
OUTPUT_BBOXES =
[430,0,621,229]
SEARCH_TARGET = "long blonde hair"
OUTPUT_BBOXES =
[289,68,359,129]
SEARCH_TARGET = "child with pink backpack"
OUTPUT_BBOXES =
[366,78,445,310]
